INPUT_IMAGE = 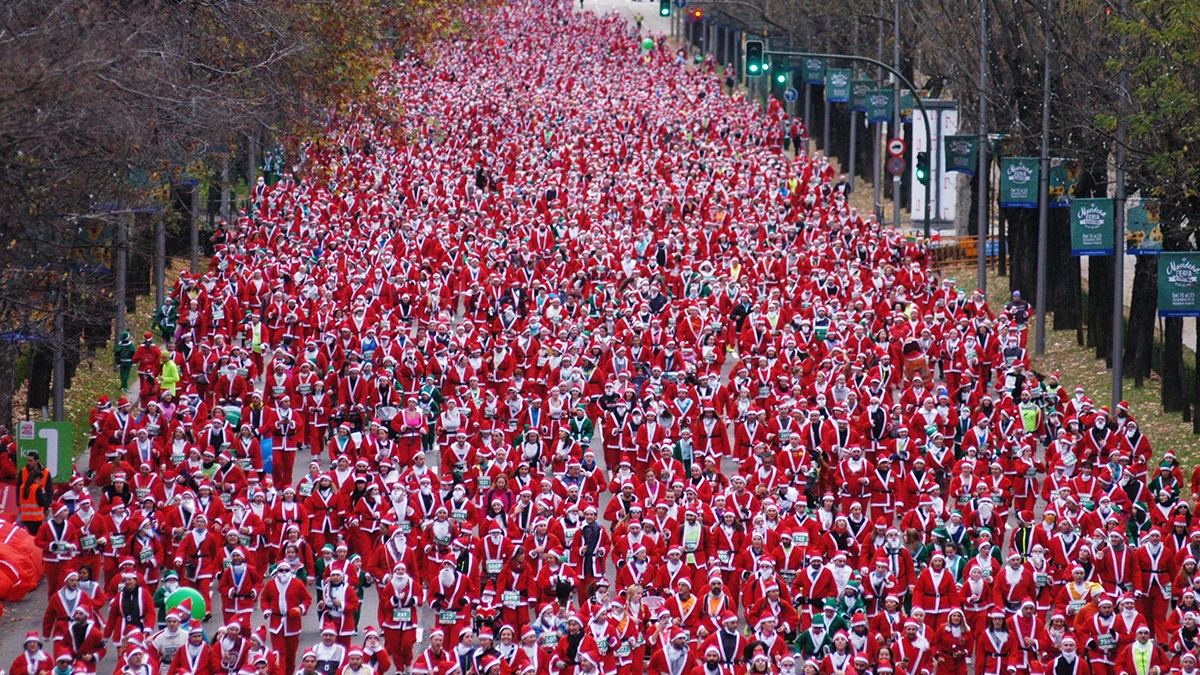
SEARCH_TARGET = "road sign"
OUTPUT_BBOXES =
[887,138,906,157]
[887,156,906,176]
[17,421,75,483]
[673,0,686,6]
[783,88,798,102]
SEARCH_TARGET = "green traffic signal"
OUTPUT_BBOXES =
[916,150,930,185]
[659,0,671,16]
[745,40,764,76]
[775,71,787,85]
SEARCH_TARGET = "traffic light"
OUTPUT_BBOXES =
[745,40,764,75]
[691,8,704,20]
[659,0,670,16]
[915,151,930,186]
[774,68,788,85]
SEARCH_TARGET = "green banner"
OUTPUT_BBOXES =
[1048,158,1080,208]
[802,57,825,85]
[944,135,978,175]
[1070,198,1114,257]
[1159,252,1200,316]
[850,78,873,112]
[17,421,75,483]
[866,89,893,124]
[1126,198,1163,255]
[900,90,914,124]
[825,68,852,102]
[999,157,1040,208]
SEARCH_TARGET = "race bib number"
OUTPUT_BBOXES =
[1067,600,1085,614]
[540,633,559,648]
[140,548,154,563]
[795,532,809,547]
[717,551,733,565]
[238,458,252,471]
[136,487,150,499]
[502,591,521,608]
[1097,634,1116,650]
[616,641,632,657]
[171,452,185,465]
[438,610,458,624]
[486,560,504,574]
[1034,573,1049,588]
[478,476,491,490]
[299,482,313,497]
[80,535,96,551]
[451,509,468,522]
[393,607,412,624]
[110,534,126,549]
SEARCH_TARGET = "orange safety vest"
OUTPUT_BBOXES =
[18,465,49,524]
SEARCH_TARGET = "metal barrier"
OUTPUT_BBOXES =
[929,235,998,271]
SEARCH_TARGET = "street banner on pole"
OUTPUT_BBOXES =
[1126,198,1163,254]
[850,78,873,112]
[802,57,825,85]
[866,90,893,124]
[1070,198,1115,257]
[825,69,851,102]
[1048,158,1080,208]
[17,421,75,482]
[1159,252,1200,316]
[999,157,1040,208]
[943,135,978,175]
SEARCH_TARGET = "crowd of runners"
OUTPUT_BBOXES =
[7,2,1199,675]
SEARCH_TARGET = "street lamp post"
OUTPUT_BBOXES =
[1035,0,1053,355]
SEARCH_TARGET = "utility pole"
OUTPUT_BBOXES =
[154,212,166,308]
[874,0,884,220]
[892,0,901,232]
[1035,0,1052,355]
[848,17,860,194]
[114,214,128,340]
[53,284,64,422]
[189,184,200,275]
[977,0,989,294]
[1113,0,1127,411]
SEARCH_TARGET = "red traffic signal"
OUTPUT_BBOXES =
[691,9,703,19]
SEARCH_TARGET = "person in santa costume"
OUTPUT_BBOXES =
[167,620,212,675]
[217,547,262,631]
[426,557,477,650]
[1116,626,1168,675]
[10,633,52,675]
[259,561,312,675]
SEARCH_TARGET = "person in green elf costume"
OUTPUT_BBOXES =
[113,331,136,390]
[794,613,835,660]
[153,297,178,342]
[153,570,182,628]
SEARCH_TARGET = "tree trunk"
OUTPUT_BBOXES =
[1124,255,1157,386]
[1163,317,1187,412]
[1048,207,1083,331]
[1005,207,1039,303]
[1089,254,1115,365]
[0,341,15,427]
